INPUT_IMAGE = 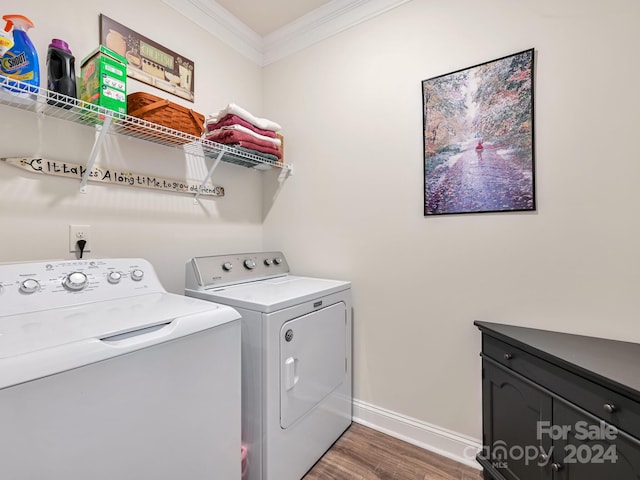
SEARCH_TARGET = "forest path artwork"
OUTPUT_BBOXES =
[423,49,535,215]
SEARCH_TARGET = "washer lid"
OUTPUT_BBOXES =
[0,293,240,389]
[188,275,350,312]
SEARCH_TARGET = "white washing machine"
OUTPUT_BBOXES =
[0,258,242,480]
[185,252,352,480]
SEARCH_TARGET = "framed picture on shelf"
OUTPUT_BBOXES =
[422,48,535,215]
[100,14,195,102]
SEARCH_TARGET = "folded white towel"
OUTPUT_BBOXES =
[208,103,282,132]
[207,124,282,146]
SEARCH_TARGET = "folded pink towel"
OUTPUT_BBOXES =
[207,130,282,159]
[206,114,277,138]
[207,125,281,146]
[206,129,280,151]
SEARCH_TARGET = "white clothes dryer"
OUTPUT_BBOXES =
[0,258,242,480]
[185,252,352,480]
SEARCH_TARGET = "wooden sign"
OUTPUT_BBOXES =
[1,157,224,197]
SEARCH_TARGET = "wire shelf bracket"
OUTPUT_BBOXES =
[80,113,113,193]
[194,148,225,204]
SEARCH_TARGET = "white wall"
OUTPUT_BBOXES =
[262,0,640,443]
[0,0,268,293]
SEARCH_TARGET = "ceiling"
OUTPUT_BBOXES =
[162,0,411,65]
[215,0,334,36]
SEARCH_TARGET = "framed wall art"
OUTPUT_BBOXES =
[422,48,535,215]
[100,14,195,102]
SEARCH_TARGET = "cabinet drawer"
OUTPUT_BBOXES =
[483,335,640,440]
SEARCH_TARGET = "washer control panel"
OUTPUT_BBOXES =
[187,251,290,289]
[0,258,165,317]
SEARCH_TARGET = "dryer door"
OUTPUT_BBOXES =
[280,302,347,429]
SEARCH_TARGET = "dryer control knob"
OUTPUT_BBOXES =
[131,269,144,281]
[244,259,256,270]
[107,271,122,284]
[64,272,88,291]
[273,257,283,265]
[222,262,233,271]
[264,258,273,266]
[19,278,40,294]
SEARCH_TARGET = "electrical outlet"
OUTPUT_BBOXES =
[69,225,91,253]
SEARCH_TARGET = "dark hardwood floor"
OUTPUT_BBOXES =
[303,422,483,480]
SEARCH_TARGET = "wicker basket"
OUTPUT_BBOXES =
[127,92,205,139]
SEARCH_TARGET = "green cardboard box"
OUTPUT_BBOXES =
[79,46,128,116]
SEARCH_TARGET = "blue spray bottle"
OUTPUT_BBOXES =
[0,14,39,94]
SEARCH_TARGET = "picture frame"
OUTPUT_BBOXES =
[422,48,535,215]
[99,14,195,102]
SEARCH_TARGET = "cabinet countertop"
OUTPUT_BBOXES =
[474,320,640,404]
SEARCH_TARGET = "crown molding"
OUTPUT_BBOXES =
[162,0,411,66]
[162,0,265,64]
[262,0,411,64]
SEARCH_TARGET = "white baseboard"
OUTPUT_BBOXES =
[352,398,482,470]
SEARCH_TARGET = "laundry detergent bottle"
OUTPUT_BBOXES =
[47,39,76,107]
[0,14,39,94]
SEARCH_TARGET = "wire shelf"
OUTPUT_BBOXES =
[0,75,291,172]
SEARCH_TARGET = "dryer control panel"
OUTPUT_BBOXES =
[0,258,165,317]
[186,251,290,289]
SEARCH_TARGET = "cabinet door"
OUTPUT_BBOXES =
[482,361,553,480]
[552,401,640,480]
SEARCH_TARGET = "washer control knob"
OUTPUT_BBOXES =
[107,271,122,284]
[244,259,256,270]
[264,258,273,266]
[64,272,88,291]
[131,269,144,281]
[273,257,283,265]
[20,278,40,294]
[222,262,233,271]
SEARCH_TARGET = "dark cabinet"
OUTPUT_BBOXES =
[482,362,552,480]
[552,401,640,479]
[475,321,640,480]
